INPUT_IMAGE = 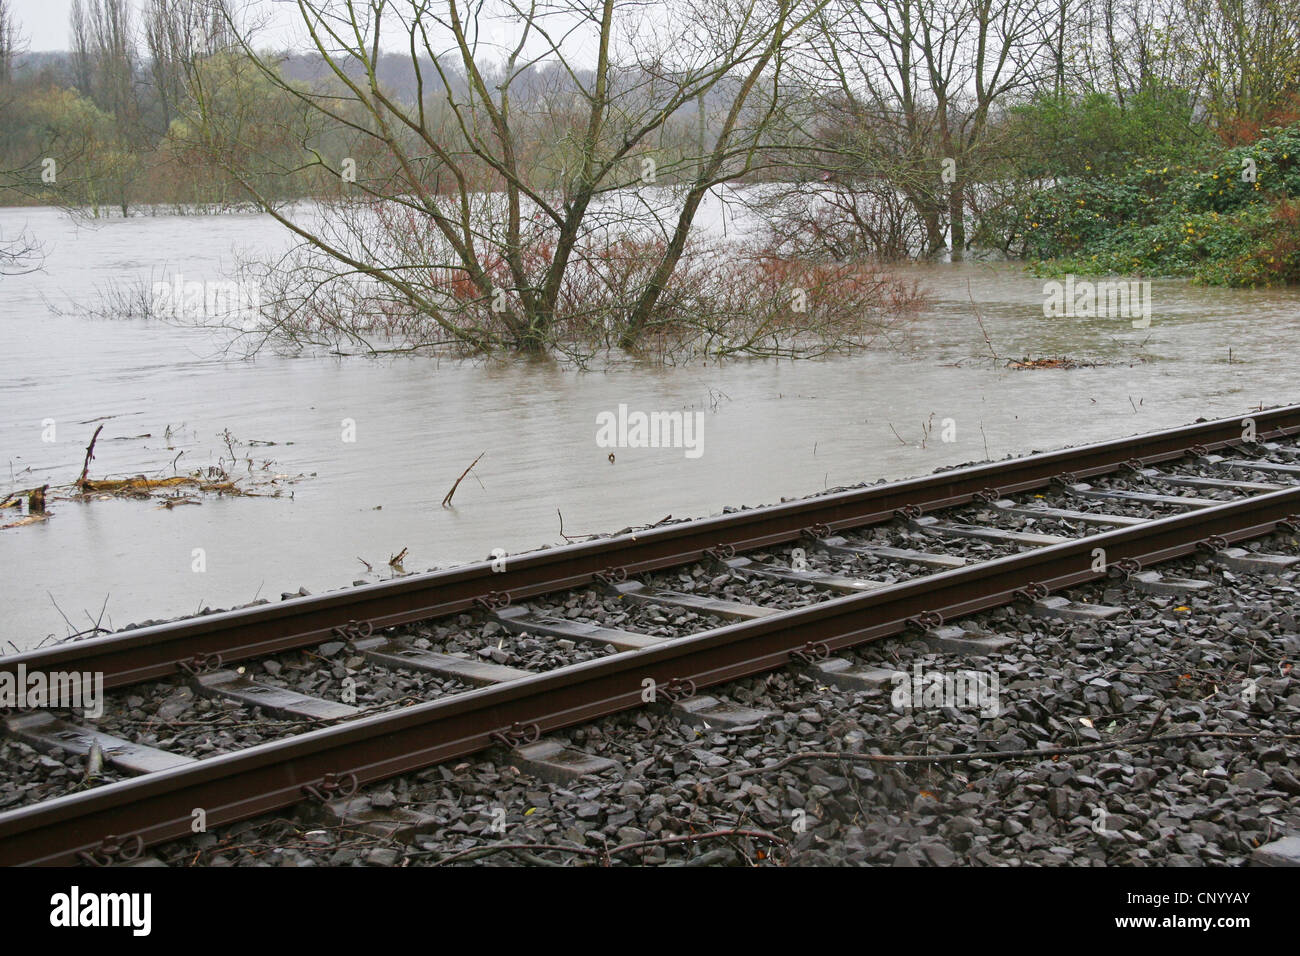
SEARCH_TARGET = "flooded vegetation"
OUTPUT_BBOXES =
[3,204,1299,650]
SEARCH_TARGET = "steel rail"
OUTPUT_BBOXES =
[5,407,1299,691]
[2,484,1297,866]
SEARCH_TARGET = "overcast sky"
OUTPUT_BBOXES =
[15,0,74,51]
[13,0,615,61]
[16,0,296,51]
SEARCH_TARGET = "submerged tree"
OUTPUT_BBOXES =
[764,0,1062,262]
[179,0,927,358]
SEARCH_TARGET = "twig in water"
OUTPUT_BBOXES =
[85,594,110,634]
[557,508,599,543]
[357,556,373,572]
[48,592,77,637]
[78,424,105,488]
[887,423,907,445]
[920,413,935,449]
[441,452,485,508]
[558,508,577,542]
[968,279,999,362]
[706,387,731,411]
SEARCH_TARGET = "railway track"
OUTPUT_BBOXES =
[3,406,1300,866]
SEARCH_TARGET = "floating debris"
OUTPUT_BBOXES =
[1,426,309,531]
[1006,355,1099,370]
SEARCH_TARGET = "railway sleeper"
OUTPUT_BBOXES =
[355,637,533,686]
[808,658,898,692]
[991,499,1144,527]
[507,739,619,785]
[1128,570,1214,596]
[1064,483,1219,509]
[1206,456,1300,476]
[1252,837,1300,866]
[303,795,441,842]
[669,695,775,731]
[1029,595,1123,624]
[1137,468,1283,493]
[920,624,1017,655]
[192,669,359,721]
[1029,595,1125,623]
[606,581,779,620]
[2,712,195,776]
[719,555,886,593]
[1208,547,1300,574]
[811,537,967,569]
[495,605,666,651]
[906,515,1071,547]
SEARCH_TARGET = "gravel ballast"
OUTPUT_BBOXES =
[147,534,1300,867]
[8,441,1300,865]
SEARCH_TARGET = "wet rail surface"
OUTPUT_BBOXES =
[2,405,1300,865]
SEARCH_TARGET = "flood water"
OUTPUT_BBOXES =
[2,202,1298,651]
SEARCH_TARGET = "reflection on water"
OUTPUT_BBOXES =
[2,205,1297,650]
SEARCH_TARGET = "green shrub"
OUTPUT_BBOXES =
[1017,121,1300,286]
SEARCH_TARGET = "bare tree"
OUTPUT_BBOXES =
[186,0,847,356]
[0,0,23,86]
[71,0,139,135]
[144,0,233,133]
[0,224,43,274]
[804,0,952,257]
[769,0,1060,261]
[69,1,94,96]
[1180,0,1300,133]
[943,0,1060,258]
[1065,0,1198,104]
[63,0,143,214]
[0,3,41,271]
